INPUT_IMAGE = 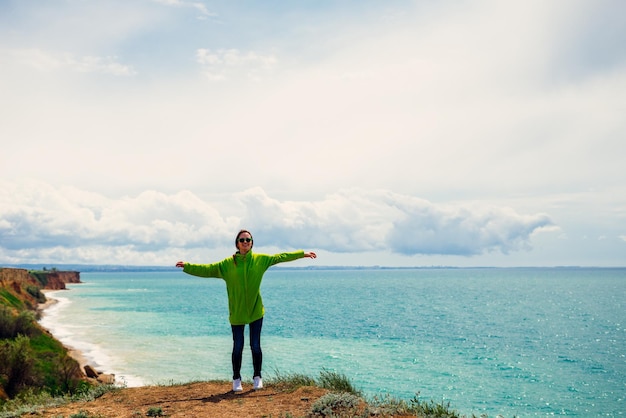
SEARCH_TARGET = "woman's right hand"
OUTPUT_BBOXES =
[175,261,185,268]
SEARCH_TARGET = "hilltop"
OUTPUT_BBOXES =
[26,381,336,418]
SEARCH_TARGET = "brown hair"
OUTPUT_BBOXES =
[233,229,254,265]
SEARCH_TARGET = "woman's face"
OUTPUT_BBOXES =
[236,231,253,254]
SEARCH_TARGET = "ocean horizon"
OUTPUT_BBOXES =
[39,267,625,417]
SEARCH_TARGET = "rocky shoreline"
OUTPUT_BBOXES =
[39,290,117,385]
[1,267,116,386]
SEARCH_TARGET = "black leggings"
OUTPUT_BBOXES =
[231,317,263,380]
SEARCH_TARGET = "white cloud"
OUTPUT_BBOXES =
[0,181,552,265]
[5,48,136,76]
[152,0,215,19]
[1,1,625,266]
[196,48,277,81]
[237,188,553,256]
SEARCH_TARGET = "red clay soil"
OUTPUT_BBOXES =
[32,381,419,417]
[34,381,330,418]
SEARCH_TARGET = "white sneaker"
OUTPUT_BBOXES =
[253,376,263,390]
[232,378,243,392]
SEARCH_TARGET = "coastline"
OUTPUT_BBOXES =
[39,290,114,384]
[37,290,59,311]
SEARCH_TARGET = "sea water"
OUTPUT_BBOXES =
[39,268,626,417]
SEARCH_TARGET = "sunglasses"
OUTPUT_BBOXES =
[238,238,252,243]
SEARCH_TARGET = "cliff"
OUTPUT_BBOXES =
[0,267,81,310]
[0,267,80,288]
[35,270,82,289]
[1,267,88,401]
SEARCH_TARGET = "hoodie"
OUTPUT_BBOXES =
[182,250,305,325]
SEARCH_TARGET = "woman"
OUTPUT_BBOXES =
[175,229,317,392]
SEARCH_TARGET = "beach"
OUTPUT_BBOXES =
[39,290,112,383]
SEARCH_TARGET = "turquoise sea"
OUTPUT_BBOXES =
[40,268,625,417]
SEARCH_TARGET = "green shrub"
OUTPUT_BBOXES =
[0,306,37,339]
[29,332,83,396]
[0,335,39,398]
[25,286,46,304]
[0,305,15,338]
[12,311,37,338]
[146,406,164,416]
[0,304,84,400]
[310,392,361,417]
[48,354,83,396]
[28,272,48,287]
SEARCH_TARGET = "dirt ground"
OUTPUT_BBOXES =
[33,381,331,418]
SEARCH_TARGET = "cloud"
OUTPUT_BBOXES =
[0,181,552,264]
[196,48,278,81]
[2,1,624,201]
[0,1,623,267]
[237,188,553,255]
[152,0,216,19]
[5,48,136,76]
[0,182,232,253]
[386,201,552,256]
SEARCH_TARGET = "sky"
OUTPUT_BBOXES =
[1,0,625,267]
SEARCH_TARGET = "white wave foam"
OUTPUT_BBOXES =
[39,291,145,387]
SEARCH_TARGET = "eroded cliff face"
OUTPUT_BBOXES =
[0,268,39,308]
[0,267,81,309]
[41,270,82,289]
[0,267,35,287]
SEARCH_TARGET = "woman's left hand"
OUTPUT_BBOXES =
[304,252,317,258]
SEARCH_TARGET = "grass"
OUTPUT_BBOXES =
[267,371,502,417]
[267,370,317,391]
[0,384,119,418]
[267,368,361,396]
[0,370,510,418]
[317,368,361,395]
[0,290,24,311]
[267,370,485,417]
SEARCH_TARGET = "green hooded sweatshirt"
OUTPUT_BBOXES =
[182,250,305,325]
